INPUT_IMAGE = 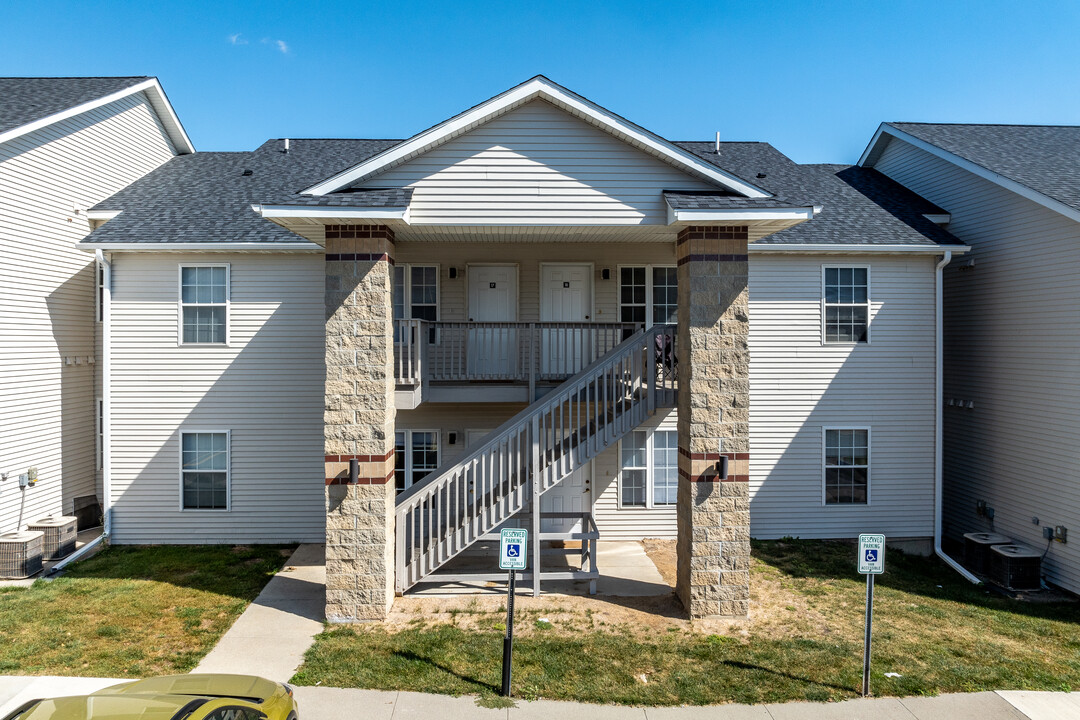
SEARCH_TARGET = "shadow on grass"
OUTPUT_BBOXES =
[719,659,852,694]
[392,649,500,695]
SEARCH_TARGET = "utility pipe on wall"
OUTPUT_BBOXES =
[934,250,979,583]
[95,250,112,539]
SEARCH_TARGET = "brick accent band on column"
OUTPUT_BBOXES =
[325,224,395,239]
[326,253,393,263]
[325,469,396,486]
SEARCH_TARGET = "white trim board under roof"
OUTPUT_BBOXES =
[300,75,771,199]
[0,77,194,154]
[858,123,1080,225]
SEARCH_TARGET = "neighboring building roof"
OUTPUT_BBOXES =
[0,76,194,153]
[85,139,397,244]
[677,142,961,246]
[860,122,1080,222]
[266,187,413,208]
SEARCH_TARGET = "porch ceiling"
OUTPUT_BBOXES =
[268,218,807,245]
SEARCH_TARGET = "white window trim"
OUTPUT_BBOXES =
[394,263,441,322]
[179,428,231,512]
[821,426,872,507]
[95,259,104,323]
[820,264,872,345]
[617,424,678,510]
[178,263,231,346]
[617,264,678,329]
[396,429,441,491]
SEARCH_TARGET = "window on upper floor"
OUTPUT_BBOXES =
[180,265,229,344]
[620,266,678,337]
[393,265,439,322]
[823,266,869,343]
[395,429,440,492]
[181,431,229,510]
[620,427,678,508]
[824,428,869,505]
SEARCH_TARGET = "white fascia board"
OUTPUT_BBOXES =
[0,78,194,154]
[748,243,971,254]
[301,76,770,198]
[86,209,121,221]
[255,204,409,220]
[78,242,322,253]
[860,124,1080,225]
[667,205,815,224]
[923,213,951,224]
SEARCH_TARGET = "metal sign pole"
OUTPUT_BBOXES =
[501,569,516,697]
[862,572,874,697]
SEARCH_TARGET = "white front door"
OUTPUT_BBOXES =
[468,265,517,377]
[540,264,592,376]
[541,462,591,533]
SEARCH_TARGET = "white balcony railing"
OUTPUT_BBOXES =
[394,320,641,390]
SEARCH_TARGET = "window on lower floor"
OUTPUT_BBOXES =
[620,428,678,508]
[181,431,229,510]
[395,430,440,492]
[824,428,869,505]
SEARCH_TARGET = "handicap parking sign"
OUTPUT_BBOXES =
[499,528,528,570]
[858,534,885,574]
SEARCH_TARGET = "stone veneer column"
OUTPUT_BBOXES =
[675,225,752,619]
[323,224,396,623]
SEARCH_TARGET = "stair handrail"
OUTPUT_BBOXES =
[395,326,649,506]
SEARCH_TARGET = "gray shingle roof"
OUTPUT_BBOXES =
[267,187,413,207]
[676,142,960,246]
[86,139,398,244]
[85,135,961,248]
[888,122,1080,214]
[0,77,150,136]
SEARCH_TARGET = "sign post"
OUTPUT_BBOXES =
[499,528,528,697]
[857,533,885,697]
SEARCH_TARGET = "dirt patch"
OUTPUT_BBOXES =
[641,539,677,586]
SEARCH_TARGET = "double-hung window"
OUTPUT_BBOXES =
[393,265,439,343]
[180,265,229,344]
[181,431,229,510]
[823,266,869,343]
[619,266,678,331]
[620,428,678,508]
[824,428,869,505]
[395,430,440,492]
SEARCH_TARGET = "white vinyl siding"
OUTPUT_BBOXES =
[874,135,1080,592]
[358,99,714,226]
[0,91,176,534]
[108,252,325,543]
[748,253,937,539]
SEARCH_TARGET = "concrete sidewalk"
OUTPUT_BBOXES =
[192,543,325,682]
[2,676,1077,719]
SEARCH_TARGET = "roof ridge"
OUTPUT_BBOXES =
[891,121,1080,129]
[0,75,150,80]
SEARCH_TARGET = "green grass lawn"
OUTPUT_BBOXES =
[292,539,1080,705]
[0,544,293,677]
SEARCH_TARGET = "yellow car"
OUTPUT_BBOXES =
[2,674,298,720]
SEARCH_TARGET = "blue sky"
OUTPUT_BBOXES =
[4,1,1079,163]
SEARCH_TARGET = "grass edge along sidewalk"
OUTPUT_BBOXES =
[0,544,294,678]
[292,539,1080,706]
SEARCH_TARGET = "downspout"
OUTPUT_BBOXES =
[934,250,979,583]
[95,249,112,539]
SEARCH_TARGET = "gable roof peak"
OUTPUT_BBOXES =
[300,76,772,199]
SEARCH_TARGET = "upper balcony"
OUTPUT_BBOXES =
[395,320,676,406]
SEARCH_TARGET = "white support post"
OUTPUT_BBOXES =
[531,414,542,597]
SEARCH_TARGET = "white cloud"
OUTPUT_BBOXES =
[276,40,289,54]
[227,33,248,45]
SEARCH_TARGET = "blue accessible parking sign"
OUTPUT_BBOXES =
[499,528,528,570]
[858,534,885,574]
